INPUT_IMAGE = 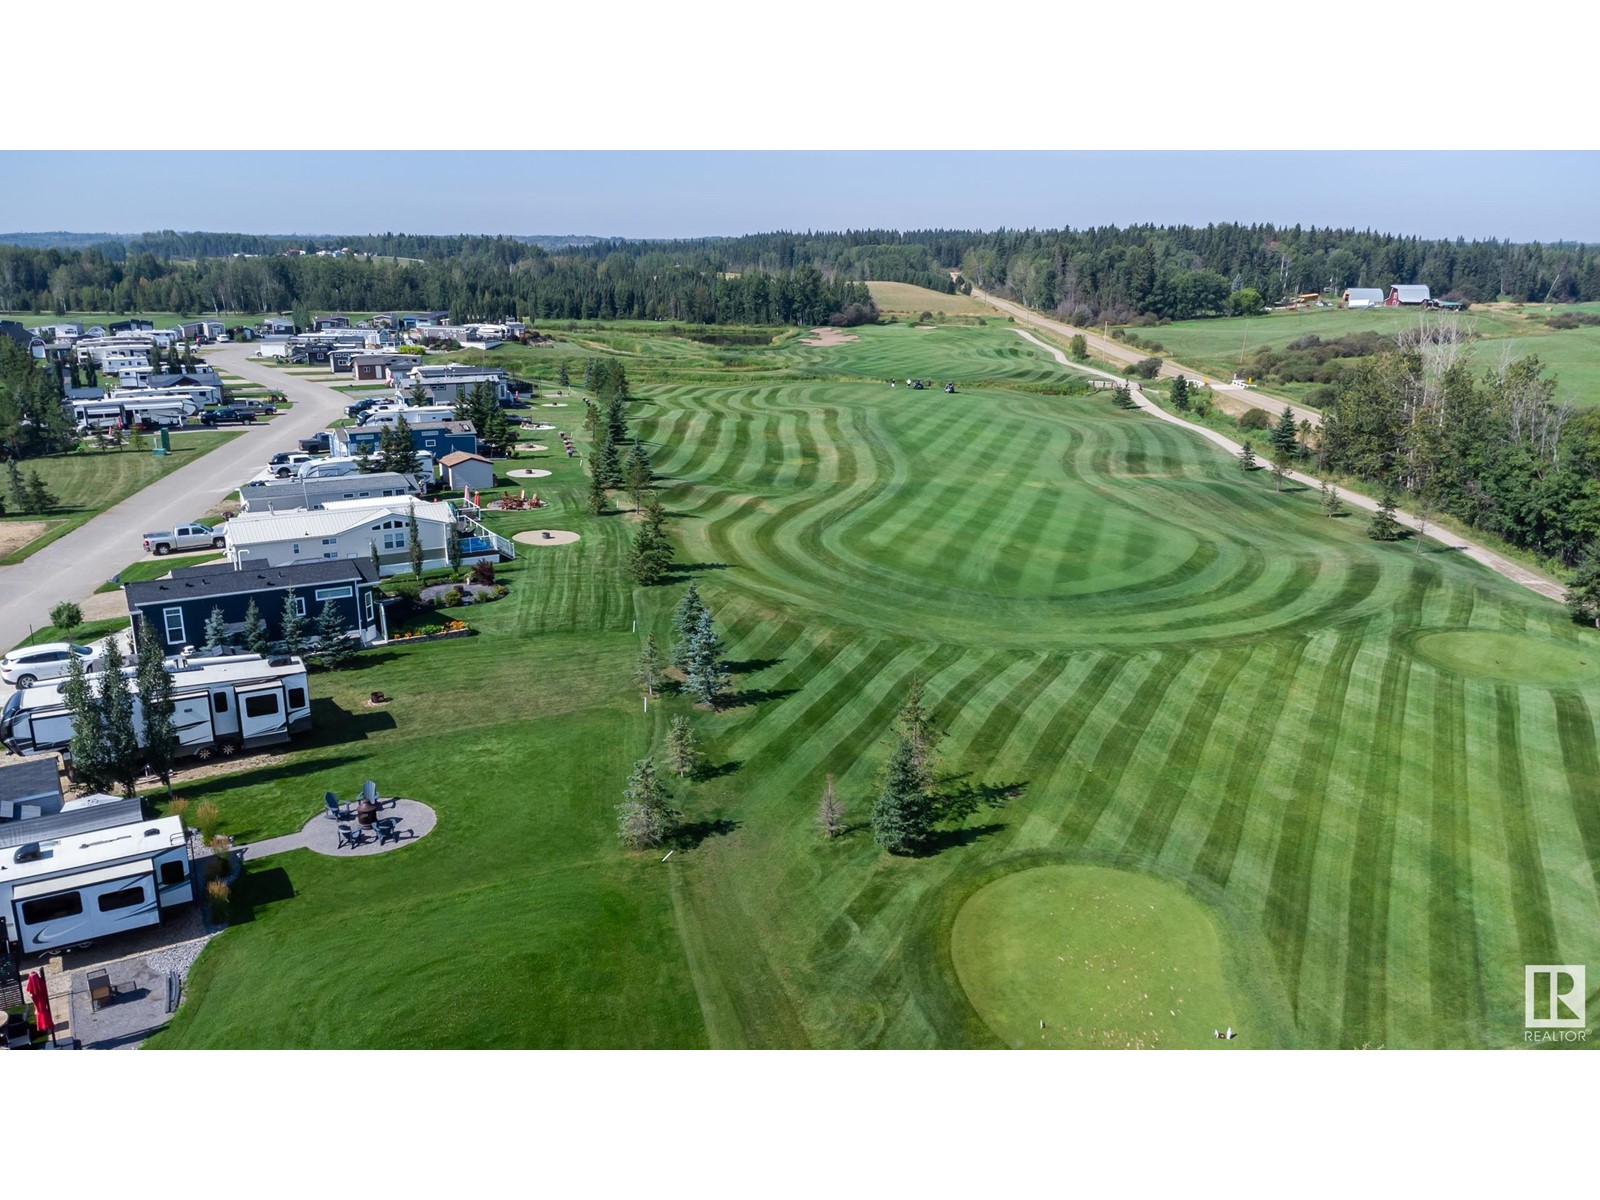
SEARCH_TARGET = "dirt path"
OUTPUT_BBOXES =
[969,283,1322,428]
[1014,328,1568,605]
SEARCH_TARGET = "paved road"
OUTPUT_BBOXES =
[1014,328,1567,605]
[968,283,1322,428]
[0,345,347,654]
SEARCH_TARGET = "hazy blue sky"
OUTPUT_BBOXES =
[1,151,1595,242]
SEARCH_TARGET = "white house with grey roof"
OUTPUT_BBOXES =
[224,496,461,576]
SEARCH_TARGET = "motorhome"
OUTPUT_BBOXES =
[109,385,211,412]
[359,404,458,428]
[0,799,194,954]
[0,654,312,762]
[297,452,433,480]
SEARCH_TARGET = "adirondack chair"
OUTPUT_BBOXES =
[324,791,351,820]
[336,824,363,850]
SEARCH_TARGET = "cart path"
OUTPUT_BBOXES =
[0,345,349,654]
[1012,328,1569,605]
[970,283,1321,427]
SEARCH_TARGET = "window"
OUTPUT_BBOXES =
[321,537,337,546]
[288,687,306,710]
[294,597,307,617]
[382,531,405,551]
[291,542,301,555]
[163,607,185,644]
[364,591,374,622]
[244,693,280,718]
[315,586,353,601]
[158,860,187,887]
[21,890,82,924]
[99,886,147,912]
[213,691,229,714]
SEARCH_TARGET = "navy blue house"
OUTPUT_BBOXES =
[125,560,385,652]
[332,420,479,462]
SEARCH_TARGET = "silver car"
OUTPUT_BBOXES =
[0,642,100,688]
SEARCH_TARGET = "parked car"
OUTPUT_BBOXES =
[298,431,332,454]
[143,524,225,555]
[239,400,278,416]
[344,397,380,418]
[269,452,314,477]
[200,407,256,426]
[1,642,100,688]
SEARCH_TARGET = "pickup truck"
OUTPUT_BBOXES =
[143,524,226,555]
[298,431,332,454]
[238,399,279,416]
[200,406,256,426]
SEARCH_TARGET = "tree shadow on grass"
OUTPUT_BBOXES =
[724,657,782,675]
[303,697,398,745]
[226,865,296,925]
[673,816,741,850]
[716,685,799,710]
[665,559,732,575]
[917,822,1008,856]
[691,758,742,782]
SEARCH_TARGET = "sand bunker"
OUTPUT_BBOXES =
[542,402,569,407]
[799,327,858,347]
[0,520,48,559]
[508,468,552,479]
[513,529,580,547]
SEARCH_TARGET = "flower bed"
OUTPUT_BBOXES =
[388,619,472,644]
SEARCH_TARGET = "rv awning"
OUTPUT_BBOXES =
[12,859,154,900]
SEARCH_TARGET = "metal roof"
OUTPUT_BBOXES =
[225,498,455,545]
[1390,284,1431,302]
[0,758,63,808]
[0,797,144,849]
[1343,288,1385,301]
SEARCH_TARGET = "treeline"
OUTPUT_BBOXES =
[0,336,74,460]
[0,244,876,327]
[1318,344,1600,567]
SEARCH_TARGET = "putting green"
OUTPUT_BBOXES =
[951,865,1256,1049]
[1408,629,1600,685]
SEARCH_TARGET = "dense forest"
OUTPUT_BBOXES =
[1,224,1596,326]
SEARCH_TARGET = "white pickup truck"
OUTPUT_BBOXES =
[142,523,226,555]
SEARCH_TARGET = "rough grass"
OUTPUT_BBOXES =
[867,280,992,316]
[148,322,1600,1049]
[93,552,225,593]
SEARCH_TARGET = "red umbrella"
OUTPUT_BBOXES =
[25,971,55,1042]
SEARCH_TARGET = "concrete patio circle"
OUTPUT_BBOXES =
[301,798,438,857]
[515,443,549,453]
[513,529,581,547]
[508,468,552,479]
[542,402,569,407]
[527,423,555,430]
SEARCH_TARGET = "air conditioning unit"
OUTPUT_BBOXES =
[13,843,43,864]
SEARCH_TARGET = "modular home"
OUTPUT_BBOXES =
[223,496,461,576]
[331,420,478,461]
[238,470,421,513]
[126,559,386,649]
[396,364,510,404]
[0,800,194,955]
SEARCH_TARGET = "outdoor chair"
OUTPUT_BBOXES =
[324,792,351,821]
[375,818,402,846]
[87,969,114,1012]
[5,1011,30,1049]
[336,824,363,850]
[361,780,380,808]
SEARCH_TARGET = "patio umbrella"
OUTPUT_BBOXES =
[25,971,57,1045]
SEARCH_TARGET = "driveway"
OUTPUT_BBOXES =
[0,345,347,654]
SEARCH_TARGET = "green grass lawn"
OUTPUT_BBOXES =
[1123,304,1600,406]
[148,321,1600,1050]
[93,552,225,592]
[0,432,241,564]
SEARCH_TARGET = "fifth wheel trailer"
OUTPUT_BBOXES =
[0,654,311,762]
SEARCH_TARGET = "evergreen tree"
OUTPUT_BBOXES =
[483,406,511,457]
[134,617,176,792]
[615,757,679,850]
[280,590,307,658]
[627,494,674,586]
[1069,333,1089,361]
[243,597,269,655]
[62,650,111,793]
[671,581,706,668]
[369,539,382,578]
[407,501,424,577]
[1237,439,1257,472]
[6,459,25,512]
[582,396,600,437]
[1565,542,1600,628]
[604,394,629,444]
[1270,405,1299,459]
[97,636,140,795]
[558,360,570,387]
[586,466,608,516]
[683,606,729,706]
[817,774,844,838]
[623,441,652,511]
[634,633,663,701]
[446,523,463,571]
[1169,374,1190,412]
[1319,480,1344,517]
[872,736,930,856]
[596,427,623,488]
[1368,484,1403,541]
[24,470,56,513]
[894,679,941,791]
[316,600,354,668]
[666,715,699,780]
[389,414,420,476]
[407,381,430,407]
[202,605,230,653]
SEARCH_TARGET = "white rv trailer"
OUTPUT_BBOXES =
[110,385,211,411]
[358,404,458,428]
[0,654,312,762]
[296,452,433,480]
[0,800,194,954]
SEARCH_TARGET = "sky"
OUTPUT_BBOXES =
[1,151,1596,244]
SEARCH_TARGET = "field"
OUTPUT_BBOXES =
[148,322,1600,1050]
[0,431,239,563]
[867,281,993,318]
[1126,304,1600,406]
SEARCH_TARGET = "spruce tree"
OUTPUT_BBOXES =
[243,597,269,656]
[202,605,229,653]
[666,715,699,780]
[872,735,929,856]
[1271,405,1299,459]
[62,651,111,792]
[615,757,679,850]
[25,470,57,513]
[1169,375,1190,412]
[391,414,420,477]
[587,465,608,516]
[596,427,623,488]
[97,636,140,795]
[1069,334,1089,361]
[1237,439,1257,472]
[6,459,25,512]
[1565,542,1600,628]
[1319,480,1343,517]
[407,501,424,577]
[894,678,941,791]
[135,617,176,792]
[280,590,307,658]
[671,581,705,668]
[623,441,652,511]
[634,633,663,700]
[1368,485,1403,541]
[316,600,353,668]
[558,360,569,388]
[683,607,729,707]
